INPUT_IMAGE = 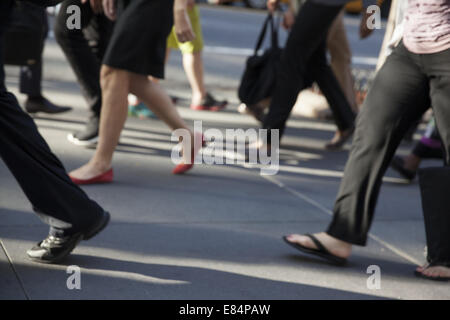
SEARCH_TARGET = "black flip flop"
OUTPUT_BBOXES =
[414,267,450,282]
[283,234,347,266]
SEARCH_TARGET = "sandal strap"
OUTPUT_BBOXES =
[305,234,330,255]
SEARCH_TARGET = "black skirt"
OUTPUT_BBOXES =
[102,0,174,78]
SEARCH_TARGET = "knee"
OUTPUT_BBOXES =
[100,65,117,89]
[100,65,130,92]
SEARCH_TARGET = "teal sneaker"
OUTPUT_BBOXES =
[128,102,157,119]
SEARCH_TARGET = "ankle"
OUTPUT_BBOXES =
[89,159,111,172]
[27,94,44,102]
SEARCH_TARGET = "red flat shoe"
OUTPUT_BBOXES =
[172,133,205,175]
[69,168,114,185]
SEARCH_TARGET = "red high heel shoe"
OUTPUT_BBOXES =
[69,168,114,185]
[172,133,205,175]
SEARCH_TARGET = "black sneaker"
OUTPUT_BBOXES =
[27,211,110,264]
[68,117,99,147]
[190,93,228,111]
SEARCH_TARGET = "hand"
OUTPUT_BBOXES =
[102,0,116,21]
[267,0,280,13]
[282,9,295,30]
[81,0,103,14]
[174,8,195,43]
[359,10,375,39]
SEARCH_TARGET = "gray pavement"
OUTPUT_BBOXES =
[1,5,449,300]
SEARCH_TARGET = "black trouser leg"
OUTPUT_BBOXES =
[0,92,104,236]
[262,1,346,141]
[308,41,355,131]
[419,168,450,267]
[19,5,48,97]
[54,0,113,118]
[327,43,431,245]
[418,48,450,265]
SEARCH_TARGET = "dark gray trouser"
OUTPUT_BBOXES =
[54,0,113,119]
[19,4,48,97]
[327,42,450,246]
[263,1,355,142]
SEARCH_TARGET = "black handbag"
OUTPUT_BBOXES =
[2,1,47,66]
[238,13,282,105]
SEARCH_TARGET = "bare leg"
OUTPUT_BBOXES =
[70,66,130,179]
[182,51,206,106]
[129,73,190,132]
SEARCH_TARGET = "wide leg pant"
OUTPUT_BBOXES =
[327,42,450,246]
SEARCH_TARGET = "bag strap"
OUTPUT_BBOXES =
[254,14,272,55]
[270,12,281,49]
[254,13,281,55]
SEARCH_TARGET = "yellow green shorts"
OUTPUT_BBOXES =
[167,5,204,54]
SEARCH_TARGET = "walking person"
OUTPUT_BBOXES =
[54,0,114,146]
[1,0,109,264]
[129,0,227,118]
[166,0,228,111]
[283,0,450,280]
[68,0,204,185]
[18,1,72,114]
[259,0,376,152]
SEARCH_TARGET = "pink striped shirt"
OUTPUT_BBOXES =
[403,0,450,54]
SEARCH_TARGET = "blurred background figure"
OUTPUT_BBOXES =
[129,0,228,119]
[54,0,114,147]
[256,0,377,153]
[391,119,443,181]
[19,2,72,114]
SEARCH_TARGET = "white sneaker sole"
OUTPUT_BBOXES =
[67,133,98,147]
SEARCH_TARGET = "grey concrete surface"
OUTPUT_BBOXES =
[1,6,448,300]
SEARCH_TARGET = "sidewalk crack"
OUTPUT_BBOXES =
[0,239,30,300]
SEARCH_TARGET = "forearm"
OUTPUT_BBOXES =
[174,0,188,13]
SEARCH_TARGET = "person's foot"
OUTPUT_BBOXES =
[25,96,72,114]
[325,127,354,150]
[238,103,266,122]
[391,155,419,181]
[27,211,110,264]
[67,117,99,147]
[172,132,204,174]
[284,232,352,260]
[69,161,113,185]
[128,102,157,119]
[190,93,228,111]
[415,263,450,281]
